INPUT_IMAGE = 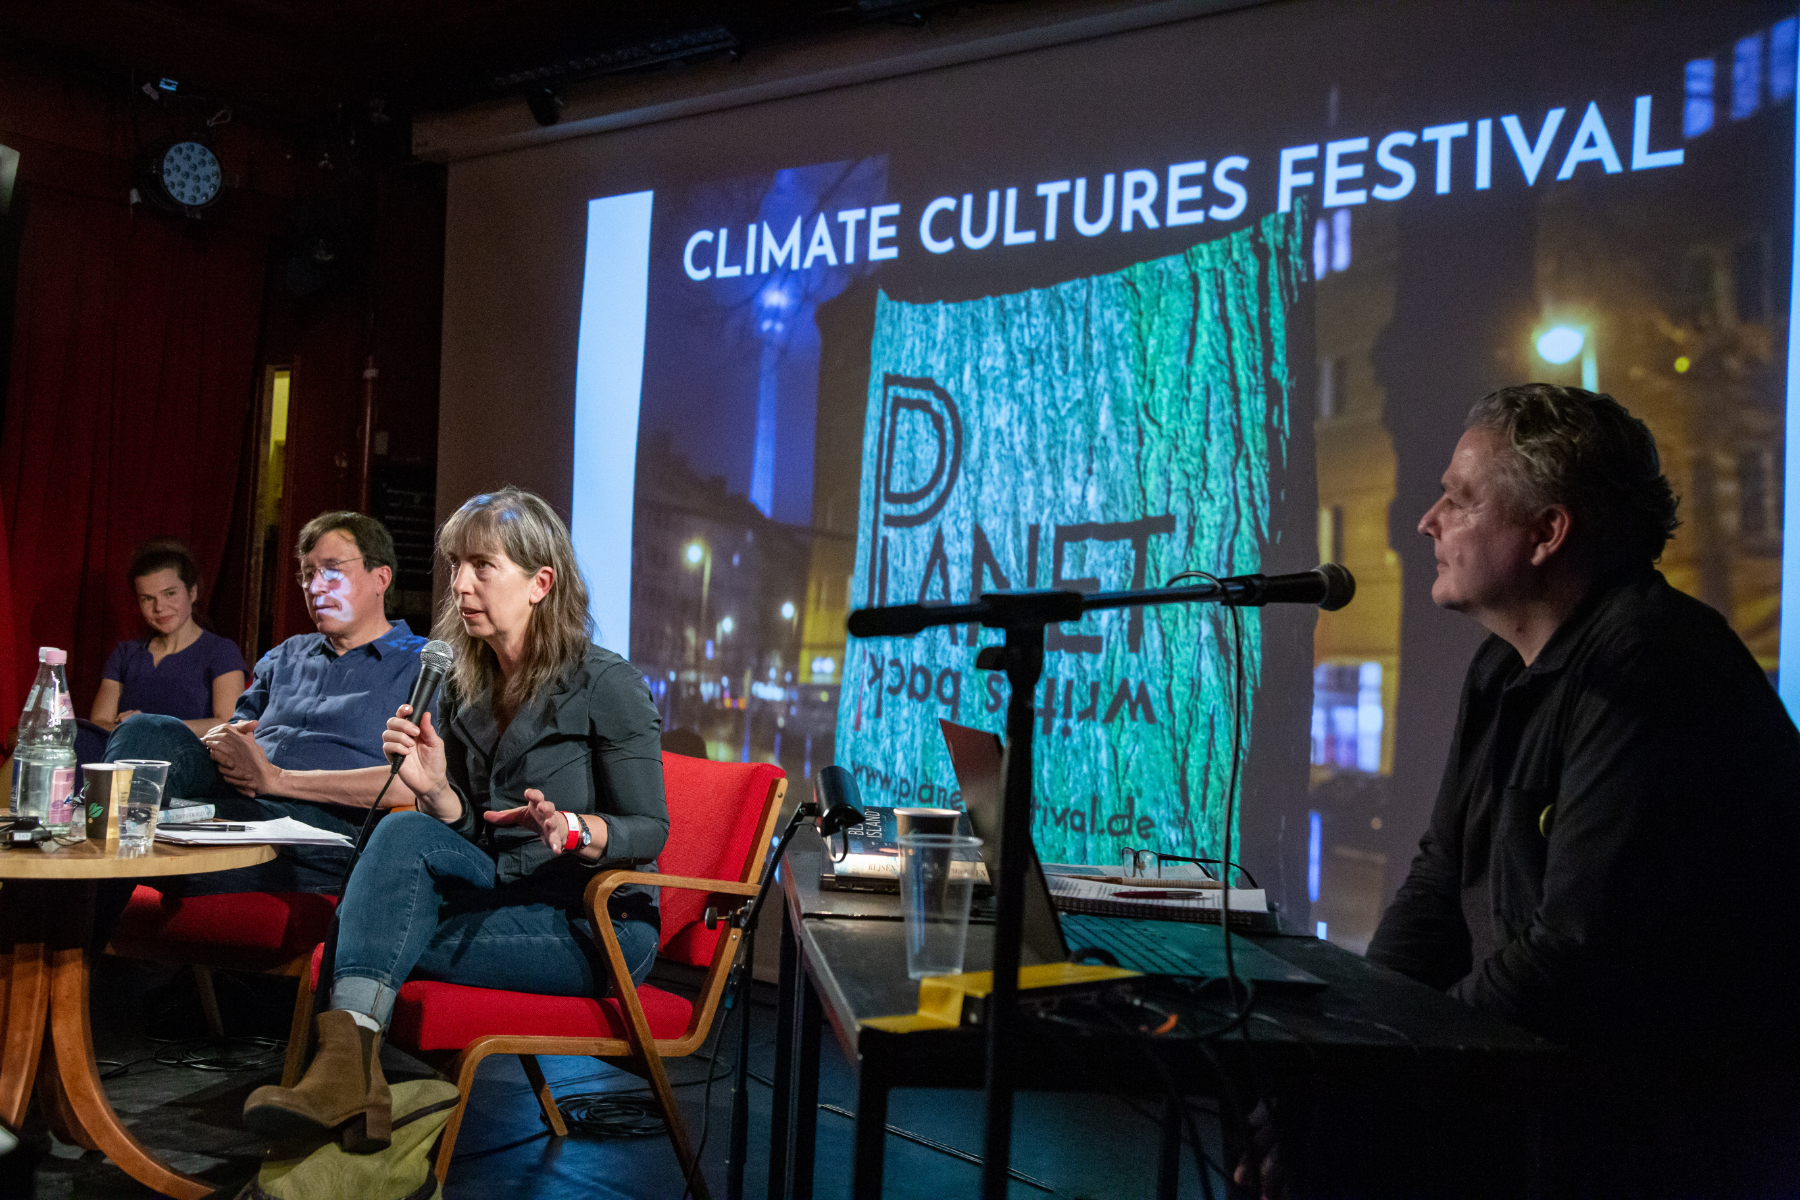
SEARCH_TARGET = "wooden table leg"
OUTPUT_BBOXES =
[0,889,50,1131]
[37,1028,94,1150]
[44,882,214,1200]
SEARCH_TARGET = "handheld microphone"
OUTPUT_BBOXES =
[388,639,455,769]
[1217,563,1356,610]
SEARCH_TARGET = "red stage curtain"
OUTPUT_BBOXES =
[0,483,18,718]
[0,191,267,713]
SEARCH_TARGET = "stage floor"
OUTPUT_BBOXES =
[20,954,1210,1198]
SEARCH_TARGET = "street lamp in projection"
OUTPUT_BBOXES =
[779,600,801,682]
[1535,323,1598,391]
[685,540,711,665]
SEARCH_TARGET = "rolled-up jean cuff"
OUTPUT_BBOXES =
[332,975,399,1029]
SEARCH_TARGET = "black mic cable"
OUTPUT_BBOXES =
[317,638,456,1010]
[341,639,455,885]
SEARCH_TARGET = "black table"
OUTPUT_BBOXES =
[765,830,1564,1198]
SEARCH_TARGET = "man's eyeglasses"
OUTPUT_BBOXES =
[1119,845,1260,888]
[297,556,365,588]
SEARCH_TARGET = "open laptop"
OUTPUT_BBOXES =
[939,719,1324,991]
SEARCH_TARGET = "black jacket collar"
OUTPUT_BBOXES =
[1469,566,1659,691]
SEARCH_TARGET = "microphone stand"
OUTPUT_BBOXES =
[847,580,1252,1200]
[721,791,854,1200]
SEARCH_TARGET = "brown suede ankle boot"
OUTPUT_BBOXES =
[243,1009,393,1152]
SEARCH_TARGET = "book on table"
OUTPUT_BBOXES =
[819,805,988,892]
[1044,873,1276,932]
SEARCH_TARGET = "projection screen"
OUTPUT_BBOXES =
[438,0,1800,946]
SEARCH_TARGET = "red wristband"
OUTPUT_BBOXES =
[562,811,582,853]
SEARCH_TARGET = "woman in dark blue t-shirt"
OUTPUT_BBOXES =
[91,539,247,736]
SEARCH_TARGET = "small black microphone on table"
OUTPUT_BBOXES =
[812,764,866,839]
[388,639,455,768]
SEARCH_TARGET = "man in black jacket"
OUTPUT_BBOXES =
[1365,383,1800,1195]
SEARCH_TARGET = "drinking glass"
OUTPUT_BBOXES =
[112,759,171,854]
[897,833,982,980]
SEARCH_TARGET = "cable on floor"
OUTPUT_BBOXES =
[553,1092,668,1138]
[152,1035,287,1073]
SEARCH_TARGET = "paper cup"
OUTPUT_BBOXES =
[894,807,963,838]
[79,764,134,844]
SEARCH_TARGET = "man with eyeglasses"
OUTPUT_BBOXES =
[104,511,435,893]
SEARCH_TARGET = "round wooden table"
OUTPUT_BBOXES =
[0,839,276,1199]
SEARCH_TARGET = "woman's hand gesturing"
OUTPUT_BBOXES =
[382,704,455,819]
[484,788,605,858]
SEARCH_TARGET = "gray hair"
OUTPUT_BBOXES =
[1466,384,1680,568]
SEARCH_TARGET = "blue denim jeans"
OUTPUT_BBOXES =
[103,714,357,894]
[104,713,239,800]
[330,811,661,1028]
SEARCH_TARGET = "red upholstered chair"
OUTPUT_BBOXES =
[106,887,337,1086]
[367,752,786,1188]
[105,801,420,1083]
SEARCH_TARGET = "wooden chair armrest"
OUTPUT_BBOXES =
[583,870,758,909]
[584,870,761,941]
[583,870,762,995]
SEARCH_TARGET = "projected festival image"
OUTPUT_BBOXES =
[561,1,1797,941]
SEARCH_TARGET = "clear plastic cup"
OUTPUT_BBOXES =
[112,760,171,854]
[897,833,983,980]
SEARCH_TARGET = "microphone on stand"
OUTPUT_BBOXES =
[387,639,456,771]
[1212,563,1355,610]
[846,565,1357,640]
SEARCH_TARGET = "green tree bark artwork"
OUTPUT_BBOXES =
[836,209,1306,864]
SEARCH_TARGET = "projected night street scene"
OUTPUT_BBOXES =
[581,6,1796,942]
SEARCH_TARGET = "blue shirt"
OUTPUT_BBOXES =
[235,621,437,773]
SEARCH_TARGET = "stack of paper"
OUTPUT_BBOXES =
[154,817,353,847]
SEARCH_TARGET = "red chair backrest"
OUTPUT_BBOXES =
[655,752,784,967]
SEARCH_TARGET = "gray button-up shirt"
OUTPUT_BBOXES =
[443,644,669,918]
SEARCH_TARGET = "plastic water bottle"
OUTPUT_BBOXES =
[12,647,80,836]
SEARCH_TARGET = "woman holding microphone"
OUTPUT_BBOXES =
[244,487,668,1150]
